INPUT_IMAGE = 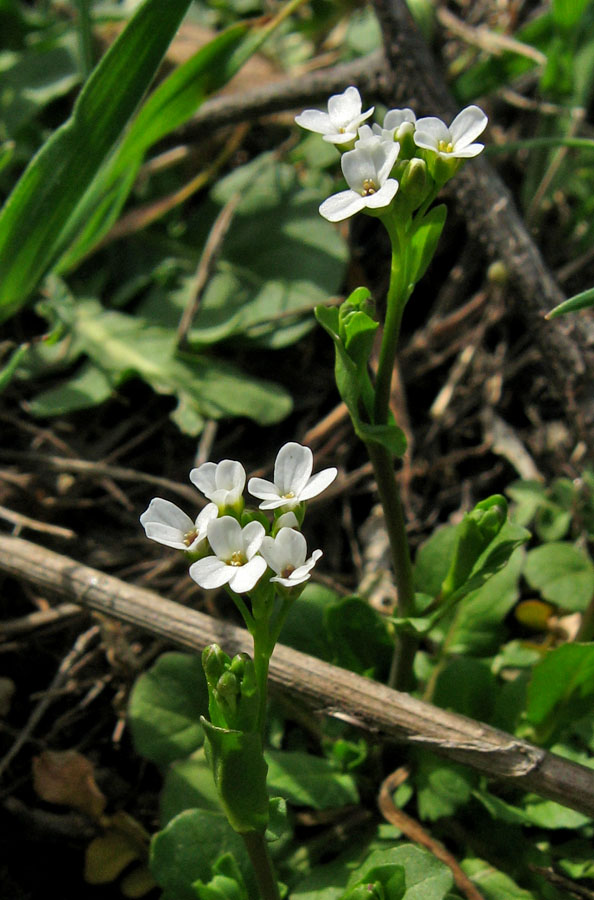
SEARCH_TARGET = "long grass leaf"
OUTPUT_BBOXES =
[0,0,193,323]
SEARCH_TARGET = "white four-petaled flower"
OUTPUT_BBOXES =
[190,459,246,511]
[248,442,337,510]
[413,105,487,159]
[260,528,322,588]
[189,517,267,593]
[140,498,218,551]
[295,86,374,145]
[319,142,400,223]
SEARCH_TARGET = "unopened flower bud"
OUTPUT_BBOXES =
[399,158,429,210]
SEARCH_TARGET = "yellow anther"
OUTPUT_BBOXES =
[229,550,245,567]
[362,178,377,196]
[438,140,454,154]
[184,529,198,547]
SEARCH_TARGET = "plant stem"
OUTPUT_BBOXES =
[366,440,417,691]
[368,213,418,690]
[373,220,407,426]
[242,830,281,900]
[73,0,94,79]
[252,627,272,740]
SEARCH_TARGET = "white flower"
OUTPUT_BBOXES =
[189,517,267,593]
[140,498,218,551]
[260,528,322,588]
[248,442,337,510]
[190,459,246,510]
[275,511,299,529]
[295,86,374,145]
[354,124,385,150]
[319,142,400,223]
[413,105,487,159]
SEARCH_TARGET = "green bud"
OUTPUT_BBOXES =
[396,121,416,159]
[215,671,239,715]
[203,644,230,685]
[399,158,429,211]
[427,151,462,187]
[440,494,508,599]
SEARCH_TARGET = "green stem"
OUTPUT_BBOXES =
[242,830,281,900]
[367,212,418,691]
[366,440,417,691]
[373,218,407,426]
[252,626,272,740]
[73,0,94,79]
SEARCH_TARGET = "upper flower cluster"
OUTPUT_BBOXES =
[296,87,487,222]
[140,442,336,595]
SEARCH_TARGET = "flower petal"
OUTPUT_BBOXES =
[277,527,308,567]
[341,147,374,192]
[189,462,217,497]
[294,109,333,134]
[383,108,416,130]
[449,105,488,148]
[140,498,194,549]
[447,142,484,158]
[189,557,232,589]
[319,190,365,222]
[214,459,246,494]
[228,556,267,593]
[414,117,450,151]
[259,535,285,574]
[207,516,242,559]
[274,443,313,497]
[242,520,265,560]
[298,467,338,501]
[247,477,280,502]
[375,143,400,184]
[327,86,362,126]
[364,179,399,209]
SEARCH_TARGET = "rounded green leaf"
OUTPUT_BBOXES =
[128,652,208,767]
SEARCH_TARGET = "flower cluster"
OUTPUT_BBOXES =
[140,442,336,595]
[296,87,487,222]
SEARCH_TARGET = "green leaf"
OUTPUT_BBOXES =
[316,300,407,458]
[525,643,594,742]
[202,720,269,834]
[446,548,524,656]
[0,0,194,321]
[160,750,221,826]
[432,657,497,722]
[58,21,255,271]
[415,753,475,822]
[325,596,393,678]
[28,293,292,433]
[27,360,114,415]
[507,480,548,527]
[414,525,458,597]
[524,542,594,611]
[265,750,359,809]
[136,159,347,350]
[440,495,509,600]
[461,857,537,899]
[150,809,255,900]
[408,204,447,286]
[0,342,29,393]
[280,582,337,662]
[0,32,80,137]
[346,846,453,900]
[128,653,208,767]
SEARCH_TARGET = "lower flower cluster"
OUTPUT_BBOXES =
[140,442,335,594]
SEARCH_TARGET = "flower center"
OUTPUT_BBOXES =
[282,490,296,500]
[438,139,454,153]
[362,178,377,196]
[229,550,246,567]
[183,528,198,547]
[281,564,296,579]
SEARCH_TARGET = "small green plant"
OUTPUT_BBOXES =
[127,89,594,899]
